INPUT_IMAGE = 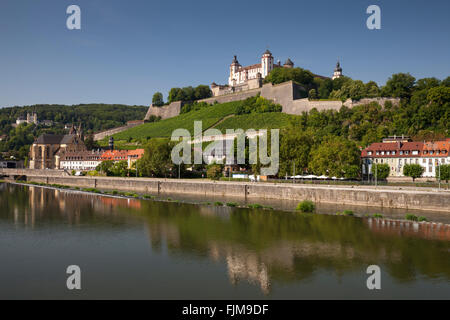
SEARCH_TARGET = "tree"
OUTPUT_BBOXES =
[152,92,164,106]
[316,78,333,99]
[308,89,318,100]
[279,129,313,177]
[427,86,450,105]
[438,164,450,183]
[403,164,424,181]
[96,160,114,176]
[381,73,416,99]
[373,163,390,180]
[194,85,212,100]
[365,81,380,97]
[138,139,175,177]
[264,67,315,88]
[84,135,99,150]
[168,88,183,103]
[206,163,223,180]
[309,136,361,178]
[110,160,129,177]
[415,77,440,91]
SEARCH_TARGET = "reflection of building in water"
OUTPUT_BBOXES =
[365,217,450,241]
[226,250,270,295]
[16,185,138,227]
[100,197,141,210]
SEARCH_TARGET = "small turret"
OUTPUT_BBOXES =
[283,58,294,68]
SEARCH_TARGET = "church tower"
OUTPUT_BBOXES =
[261,50,274,78]
[332,60,343,80]
[228,55,240,86]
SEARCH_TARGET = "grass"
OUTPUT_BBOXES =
[214,112,295,131]
[405,213,418,221]
[226,202,238,207]
[113,101,243,141]
[336,210,354,216]
[248,203,263,209]
[373,213,384,218]
[296,200,315,213]
[214,201,223,206]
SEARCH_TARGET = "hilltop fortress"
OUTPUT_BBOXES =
[144,49,399,121]
[211,50,343,97]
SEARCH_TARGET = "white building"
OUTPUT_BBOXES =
[60,150,103,171]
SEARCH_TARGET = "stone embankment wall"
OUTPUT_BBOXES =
[8,174,450,213]
[0,168,69,177]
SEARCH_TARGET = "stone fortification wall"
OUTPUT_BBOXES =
[198,88,262,105]
[144,101,182,121]
[142,81,401,120]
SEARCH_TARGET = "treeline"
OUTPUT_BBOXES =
[152,85,212,106]
[264,66,450,103]
[0,104,148,159]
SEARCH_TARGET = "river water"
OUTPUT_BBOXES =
[0,183,449,299]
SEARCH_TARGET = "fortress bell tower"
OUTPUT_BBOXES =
[261,49,274,78]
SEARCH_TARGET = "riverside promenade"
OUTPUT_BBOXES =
[1,168,449,212]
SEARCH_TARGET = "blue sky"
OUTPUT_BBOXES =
[1,0,449,107]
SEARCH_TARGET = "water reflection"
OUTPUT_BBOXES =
[0,183,449,298]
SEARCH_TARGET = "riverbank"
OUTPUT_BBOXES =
[5,174,449,213]
[4,180,450,236]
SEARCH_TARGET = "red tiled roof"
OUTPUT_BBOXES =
[361,139,449,158]
[100,149,145,161]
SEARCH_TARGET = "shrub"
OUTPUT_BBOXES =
[405,214,418,221]
[418,216,428,222]
[214,201,223,206]
[248,203,263,209]
[296,200,315,213]
[373,213,384,218]
[226,202,238,207]
[342,210,354,216]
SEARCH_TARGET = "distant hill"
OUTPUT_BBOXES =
[0,104,148,159]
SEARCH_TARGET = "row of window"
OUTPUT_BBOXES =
[368,149,447,156]
[374,158,447,165]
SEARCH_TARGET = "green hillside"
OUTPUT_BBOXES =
[112,100,291,141]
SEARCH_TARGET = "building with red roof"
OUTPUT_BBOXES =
[361,136,450,178]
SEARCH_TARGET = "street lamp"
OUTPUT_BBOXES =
[374,161,377,187]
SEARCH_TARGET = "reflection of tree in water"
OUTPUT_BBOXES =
[139,200,450,294]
